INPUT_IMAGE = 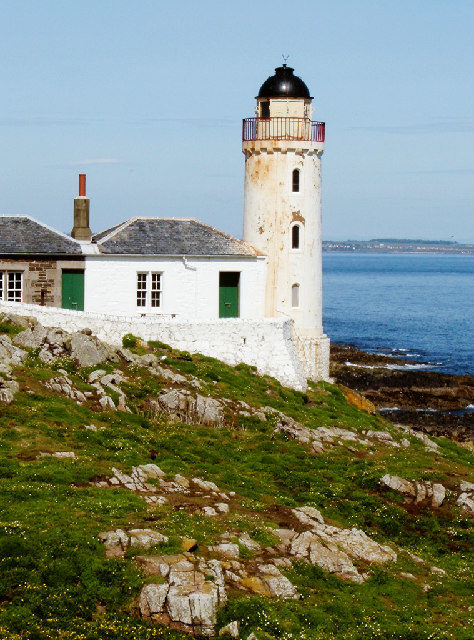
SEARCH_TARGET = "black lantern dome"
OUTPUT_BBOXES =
[257,64,311,99]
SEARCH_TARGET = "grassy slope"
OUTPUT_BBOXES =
[0,331,472,640]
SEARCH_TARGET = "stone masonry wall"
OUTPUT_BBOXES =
[0,301,312,390]
[0,258,85,307]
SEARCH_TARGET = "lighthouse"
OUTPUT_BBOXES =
[242,63,330,380]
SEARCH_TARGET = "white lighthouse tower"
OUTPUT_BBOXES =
[242,63,330,380]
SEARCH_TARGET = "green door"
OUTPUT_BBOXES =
[219,272,240,318]
[61,269,84,311]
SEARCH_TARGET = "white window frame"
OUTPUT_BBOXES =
[0,271,23,302]
[136,271,162,310]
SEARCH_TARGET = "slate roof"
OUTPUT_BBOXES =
[94,218,260,257]
[0,216,82,255]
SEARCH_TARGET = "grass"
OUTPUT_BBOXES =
[0,334,472,639]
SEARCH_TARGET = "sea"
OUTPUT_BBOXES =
[322,253,474,377]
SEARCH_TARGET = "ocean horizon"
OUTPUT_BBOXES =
[322,253,474,376]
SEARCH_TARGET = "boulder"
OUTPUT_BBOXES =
[257,564,299,598]
[457,492,474,515]
[292,506,324,527]
[327,527,396,563]
[431,483,446,508]
[380,474,416,498]
[129,529,168,549]
[288,530,363,583]
[98,529,129,558]
[0,379,19,404]
[192,477,220,493]
[139,463,166,479]
[238,533,261,552]
[99,395,116,410]
[138,583,169,617]
[138,557,226,636]
[215,502,229,514]
[152,389,225,426]
[210,544,240,559]
[69,333,109,368]
[0,335,27,365]
[380,474,446,508]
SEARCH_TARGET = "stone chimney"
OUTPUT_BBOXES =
[71,173,92,241]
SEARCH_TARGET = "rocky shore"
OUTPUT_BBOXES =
[330,344,473,443]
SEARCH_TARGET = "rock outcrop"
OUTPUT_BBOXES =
[380,474,446,507]
[456,481,474,514]
[138,556,227,636]
[98,528,168,558]
[275,506,396,583]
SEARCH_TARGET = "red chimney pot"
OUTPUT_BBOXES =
[79,174,86,197]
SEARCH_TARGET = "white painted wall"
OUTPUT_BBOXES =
[83,255,266,319]
[0,300,310,389]
[243,139,324,337]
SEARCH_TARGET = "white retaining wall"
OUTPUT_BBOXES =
[294,334,331,382]
[0,301,311,390]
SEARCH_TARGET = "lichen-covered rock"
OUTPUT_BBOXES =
[457,491,474,514]
[98,529,129,558]
[380,474,417,498]
[431,483,446,508]
[292,506,324,527]
[129,529,168,549]
[380,474,446,508]
[139,583,169,618]
[210,544,240,559]
[44,375,87,403]
[138,556,227,636]
[238,533,261,552]
[192,477,221,493]
[152,389,226,426]
[0,334,27,365]
[0,378,19,404]
[340,385,376,414]
[286,530,363,583]
[276,507,396,583]
[69,333,110,368]
[257,564,299,598]
[99,528,167,557]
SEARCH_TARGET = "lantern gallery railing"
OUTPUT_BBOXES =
[242,117,325,142]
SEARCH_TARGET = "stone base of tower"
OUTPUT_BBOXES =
[293,331,331,383]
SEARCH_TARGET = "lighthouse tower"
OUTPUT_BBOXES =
[242,64,330,380]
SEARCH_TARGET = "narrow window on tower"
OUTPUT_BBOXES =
[292,168,300,192]
[291,224,300,250]
[292,284,300,308]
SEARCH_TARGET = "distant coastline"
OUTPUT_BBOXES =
[323,239,474,254]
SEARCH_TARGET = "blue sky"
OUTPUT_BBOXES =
[0,0,472,242]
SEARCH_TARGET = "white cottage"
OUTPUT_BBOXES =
[83,217,266,320]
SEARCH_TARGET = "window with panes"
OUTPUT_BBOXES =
[136,272,162,309]
[0,271,23,302]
